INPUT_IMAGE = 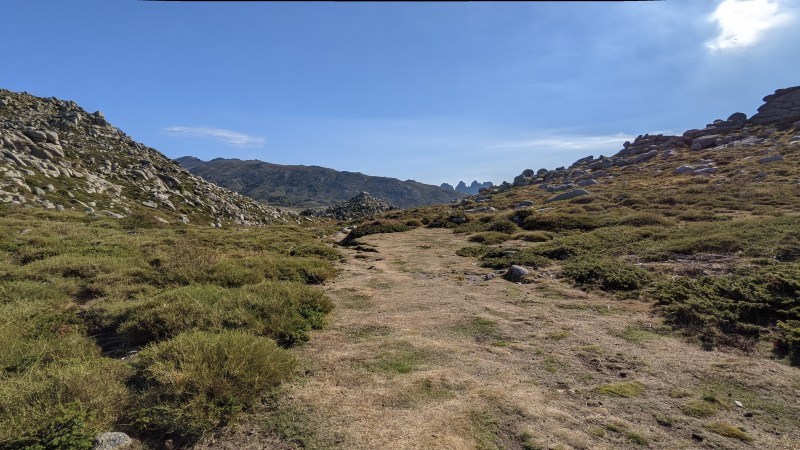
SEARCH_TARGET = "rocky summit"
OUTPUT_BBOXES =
[300,191,396,221]
[502,85,800,194]
[0,89,290,226]
[441,180,494,195]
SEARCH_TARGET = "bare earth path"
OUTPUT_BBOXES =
[200,227,800,450]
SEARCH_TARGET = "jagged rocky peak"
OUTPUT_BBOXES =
[0,88,291,225]
[301,191,397,221]
[443,180,494,195]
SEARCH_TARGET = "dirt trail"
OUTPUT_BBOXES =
[204,228,800,449]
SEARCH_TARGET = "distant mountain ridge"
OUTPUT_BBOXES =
[175,157,467,208]
[440,180,494,195]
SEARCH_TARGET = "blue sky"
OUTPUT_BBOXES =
[2,1,799,186]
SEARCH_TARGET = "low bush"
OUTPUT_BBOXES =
[90,282,333,348]
[468,232,514,245]
[456,245,491,258]
[288,243,340,261]
[340,221,412,245]
[562,258,652,291]
[1,402,96,450]
[522,213,602,232]
[534,244,580,261]
[0,359,131,447]
[653,266,800,349]
[512,231,552,242]
[478,248,549,270]
[615,213,670,227]
[660,235,742,255]
[487,221,518,234]
[775,320,800,364]
[129,330,295,444]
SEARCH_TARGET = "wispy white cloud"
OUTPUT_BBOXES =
[164,126,265,148]
[707,0,792,51]
[491,132,634,151]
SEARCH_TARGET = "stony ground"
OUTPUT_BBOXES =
[198,227,800,450]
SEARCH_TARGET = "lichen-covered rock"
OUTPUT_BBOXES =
[92,432,132,450]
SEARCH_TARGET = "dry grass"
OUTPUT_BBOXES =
[216,228,800,450]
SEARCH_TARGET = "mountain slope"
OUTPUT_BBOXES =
[0,89,290,225]
[323,85,800,450]
[349,84,800,356]
[175,157,467,209]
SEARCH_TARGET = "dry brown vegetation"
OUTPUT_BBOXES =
[210,228,798,449]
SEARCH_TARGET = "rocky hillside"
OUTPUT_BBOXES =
[353,84,800,354]
[300,191,396,221]
[175,157,466,209]
[0,89,291,226]
[495,85,800,196]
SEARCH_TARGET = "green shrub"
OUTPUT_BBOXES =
[661,234,742,255]
[161,254,335,286]
[0,359,131,445]
[615,213,669,227]
[456,245,491,258]
[776,244,800,262]
[775,320,800,364]
[340,221,411,245]
[468,232,514,245]
[522,213,602,232]
[562,258,651,291]
[244,255,336,285]
[478,248,549,270]
[487,221,518,234]
[512,231,552,242]
[534,244,579,261]
[130,330,295,444]
[1,402,95,450]
[654,267,800,348]
[289,243,340,261]
[90,282,333,348]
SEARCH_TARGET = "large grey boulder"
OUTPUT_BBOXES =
[749,86,800,125]
[633,149,658,163]
[43,130,59,144]
[690,135,719,151]
[545,183,574,193]
[92,432,132,450]
[23,129,47,142]
[503,265,530,282]
[758,155,784,164]
[544,189,589,203]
